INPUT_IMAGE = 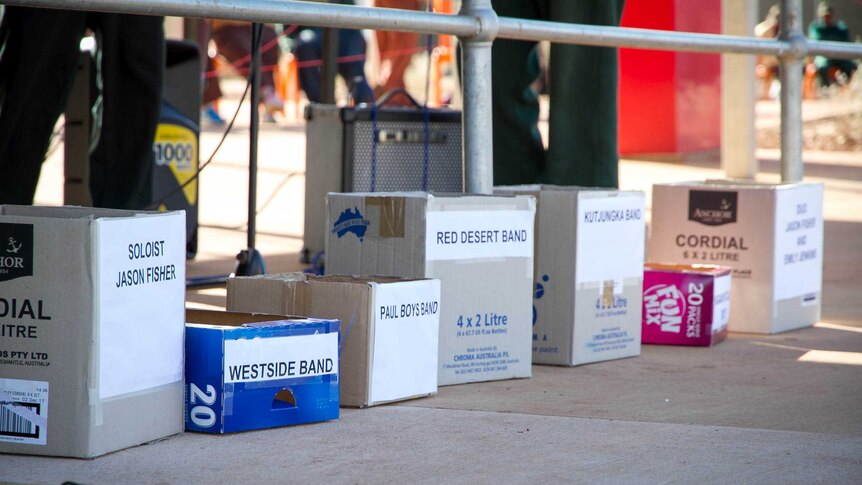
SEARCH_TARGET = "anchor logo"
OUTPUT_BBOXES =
[7,237,22,254]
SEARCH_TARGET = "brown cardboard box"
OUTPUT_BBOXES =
[227,273,440,407]
[0,206,186,457]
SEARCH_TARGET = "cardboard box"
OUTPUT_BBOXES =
[0,206,186,458]
[642,263,732,346]
[226,273,440,407]
[326,193,535,386]
[649,181,823,334]
[184,309,339,433]
[494,186,645,366]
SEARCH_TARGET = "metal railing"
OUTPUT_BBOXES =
[7,0,862,192]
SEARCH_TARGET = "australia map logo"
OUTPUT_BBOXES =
[332,207,369,241]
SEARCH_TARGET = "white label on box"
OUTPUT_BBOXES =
[576,196,645,284]
[712,273,732,332]
[0,378,48,445]
[370,280,440,403]
[97,214,186,399]
[425,210,533,261]
[773,185,823,301]
[224,332,338,383]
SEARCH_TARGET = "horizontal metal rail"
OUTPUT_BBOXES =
[5,0,480,37]
[497,17,862,60]
[7,0,862,59]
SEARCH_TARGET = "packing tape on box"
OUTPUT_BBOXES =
[224,385,234,417]
[427,258,533,280]
[576,276,641,294]
[89,337,104,426]
[340,309,357,357]
[367,197,406,239]
[90,387,103,426]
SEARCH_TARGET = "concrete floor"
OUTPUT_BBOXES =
[2,87,861,483]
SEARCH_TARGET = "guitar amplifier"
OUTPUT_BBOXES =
[303,101,462,260]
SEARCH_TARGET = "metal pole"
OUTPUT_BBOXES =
[321,28,338,104]
[779,0,806,183]
[249,22,262,249]
[458,0,497,194]
[721,0,758,180]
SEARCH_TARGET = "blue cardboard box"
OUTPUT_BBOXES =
[184,309,340,433]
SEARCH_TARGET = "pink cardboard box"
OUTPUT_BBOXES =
[642,263,731,346]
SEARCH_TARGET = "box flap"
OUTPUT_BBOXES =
[186,309,314,327]
[645,262,732,276]
[0,205,149,220]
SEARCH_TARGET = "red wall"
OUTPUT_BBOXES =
[618,0,722,156]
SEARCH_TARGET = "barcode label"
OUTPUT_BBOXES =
[0,378,49,445]
[0,402,40,439]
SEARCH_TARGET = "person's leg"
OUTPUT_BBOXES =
[337,29,373,103]
[259,24,280,92]
[88,13,164,209]
[831,59,857,83]
[374,0,421,95]
[211,24,253,71]
[0,8,86,204]
[258,24,284,116]
[197,19,222,106]
[375,30,418,104]
[544,0,624,188]
[814,55,832,87]
[294,28,323,103]
[489,0,547,186]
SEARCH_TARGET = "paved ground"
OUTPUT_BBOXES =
[3,82,861,484]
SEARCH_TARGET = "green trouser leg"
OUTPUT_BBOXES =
[489,1,547,186]
[544,0,624,188]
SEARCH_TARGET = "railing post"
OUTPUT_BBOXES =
[458,0,498,194]
[779,0,806,182]
[721,0,758,180]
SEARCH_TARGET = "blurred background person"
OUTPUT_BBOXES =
[755,4,781,99]
[808,1,857,87]
[204,20,285,123]
[373,0,423,104]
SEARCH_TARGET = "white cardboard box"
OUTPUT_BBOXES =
[326,193,536,386]
[648,181,824,334]
[495,185,645,366]
[226,273,440,407]
[0,206,186,457]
